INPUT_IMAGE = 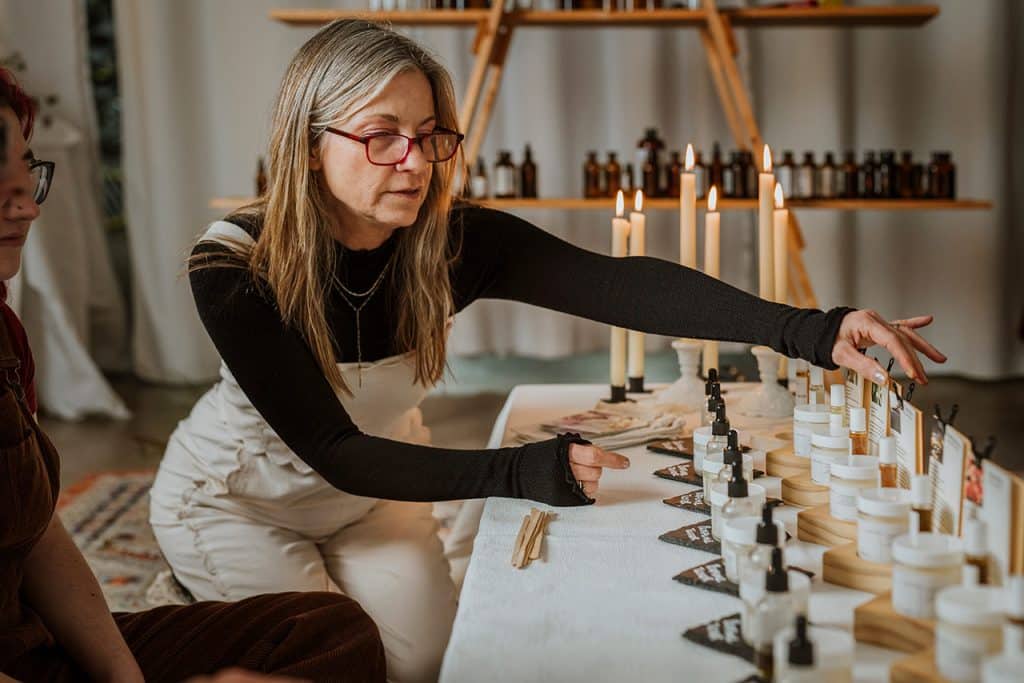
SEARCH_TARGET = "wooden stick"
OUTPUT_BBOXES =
[458,1,506,136]
[513,509,543,568]
[465,24,515,167]
[511,513,531,567]
[528,512,549,561]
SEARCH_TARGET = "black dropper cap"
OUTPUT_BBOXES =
[712,402,730,436]
[765,547,789,592]
[723,429,742,467]
[707,383,723,413]
[756,503,779,546]
[705,368,719,396]
[727,454,748,497]
[787,615,814,667]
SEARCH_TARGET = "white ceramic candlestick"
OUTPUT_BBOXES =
[656,339,705,411]
[702,186,720,377]
[609,190,629,401]
[737,345,795,418]
[758,144,776,301]
[628,190,647,392]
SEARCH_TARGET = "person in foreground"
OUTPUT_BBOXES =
[151,19,947,683]
[0,69,387,683]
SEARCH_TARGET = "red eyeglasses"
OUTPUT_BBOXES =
[325,127,464,166]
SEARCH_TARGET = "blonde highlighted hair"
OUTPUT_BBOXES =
[198,19,462,395]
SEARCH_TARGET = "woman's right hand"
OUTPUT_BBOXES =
[568,443,630,498]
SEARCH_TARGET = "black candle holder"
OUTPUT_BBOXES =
[608,385,628,403]
[628,376,651,394]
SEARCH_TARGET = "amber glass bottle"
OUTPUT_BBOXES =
[583,151,602,198]
[777,150,796,198]
[796,151,816,199]
[520,144,538,198]
[742,151,757,199]
[604,152,622,198]
[839,151,858,198]
[859,151,877,198]
[494,150,516,199]
[666,151,683,198]
[819,152,837,199]
[878,150,896,198]
[728,151,744,198]
[709,142,724,191]
[622,163,635,195]
[896,151,915,199]
[693,150,707,199]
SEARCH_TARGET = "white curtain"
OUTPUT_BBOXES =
[0,0,130,419]
[114,0,1023,382]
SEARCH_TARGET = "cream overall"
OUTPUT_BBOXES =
[150,223,458,683]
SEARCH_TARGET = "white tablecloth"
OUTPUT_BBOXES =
[440,384,905,683]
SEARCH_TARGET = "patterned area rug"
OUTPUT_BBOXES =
[58,471,191,612]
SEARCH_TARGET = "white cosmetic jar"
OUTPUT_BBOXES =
[891,532,964,619]
[856,488,912,564]
[792,403,830,457]
[934,584,1003,682]
[810,430,849,485]
[828,456,879,522]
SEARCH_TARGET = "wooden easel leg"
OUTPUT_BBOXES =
[788,212,818,309]
[699,29,745,156]
[702,1,763,155]
[459,3,507,138]
[465,25,514,168]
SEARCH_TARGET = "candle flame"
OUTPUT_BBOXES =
[708,185,718,212]
[684,144,695,171]
[774,182,785,209]
[634,189,644,212]
[763,144,772,173]
[615,190,624,217]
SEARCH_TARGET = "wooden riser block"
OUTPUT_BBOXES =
[854,592,935,653]
[781,473,829,508]
[766,448,810,478]
[822,542,892,595]
[796,505,857,546]
[890,649,951,683]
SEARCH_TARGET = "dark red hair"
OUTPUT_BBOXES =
[0,68,35,140]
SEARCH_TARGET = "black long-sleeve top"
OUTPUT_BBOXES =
[189,205,853,506]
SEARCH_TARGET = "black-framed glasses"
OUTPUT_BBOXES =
[28,160,54,205]
[325,126,464,166]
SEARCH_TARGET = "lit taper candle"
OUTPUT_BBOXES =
[758,144,776,300]
[702,186,721,377]
[628,190,647,392]
[679,144,697,268]
[609,190,630,402]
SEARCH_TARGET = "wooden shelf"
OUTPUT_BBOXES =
[270,6,939,29]
[210,196,991,212]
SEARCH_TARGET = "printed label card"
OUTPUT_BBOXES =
[932,425,967,535]
[867,376,891,455]
[844,366,868,415]
[888,385,924,488]
[647,437,695,459]
[659,521,720,555]
[654,462,703,487]
[981,461,1013,585]
[673,558,738,597]
[682,613,753,663]
[664,489,711,515]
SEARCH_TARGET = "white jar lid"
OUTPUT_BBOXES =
[879,435,896,464]
[710,481,766,507]
[830,456,879,480]
[830,384,845,407]
[693,425,713,446]
[850,407,867,432]
[858,487,912,517]
[891,532,964,568]
[812,430,850,450]
[936,585,1003,627]
[722,516,760,545]
[794,403,830,424]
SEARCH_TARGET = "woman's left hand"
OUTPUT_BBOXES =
[831,311,947,385]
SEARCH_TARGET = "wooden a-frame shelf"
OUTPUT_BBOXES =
[271,6,939,29]
[209,196,991,212]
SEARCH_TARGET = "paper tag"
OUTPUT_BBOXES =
[659,521,720,555]
[962,447,984,521]
[664,490,711,515]
[845,367,866,414]
[682,612,753,663]
[647,437,695,459]
[931,426,967,535]
[867,378,890,454]
[982,462,1013,584]
[888,388,923,488]
[654,462,703,486]
[673,558,739,596]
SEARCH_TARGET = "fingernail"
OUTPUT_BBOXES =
[622,457,631,468]
[873,371,887,384]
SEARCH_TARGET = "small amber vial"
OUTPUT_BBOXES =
[849,407,869,456]
[911,474,933,532]
[879,435,898,488]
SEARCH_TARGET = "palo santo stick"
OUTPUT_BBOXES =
[511,514,531,567]
[528,512,549,560]
[514,509,542,568]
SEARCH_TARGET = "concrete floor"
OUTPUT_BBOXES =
[44,367,1023,489]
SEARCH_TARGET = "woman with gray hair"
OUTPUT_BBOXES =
[150,19,945,682]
